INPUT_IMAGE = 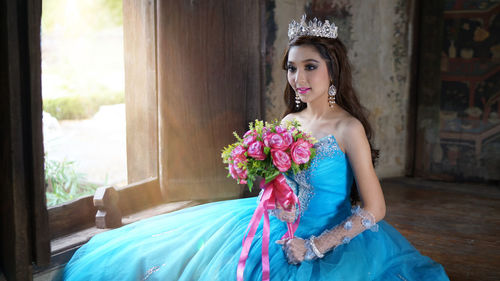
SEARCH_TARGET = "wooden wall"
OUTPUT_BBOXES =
[157,1,263,201]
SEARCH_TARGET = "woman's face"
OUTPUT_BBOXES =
[287,45,331,105]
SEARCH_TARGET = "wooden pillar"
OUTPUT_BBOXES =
[0,0,50,280]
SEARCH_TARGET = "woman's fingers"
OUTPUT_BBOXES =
[279,238,306,264]
[275,238,290,245]
[275,239,285,245]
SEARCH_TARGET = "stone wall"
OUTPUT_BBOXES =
[263,0,416,178]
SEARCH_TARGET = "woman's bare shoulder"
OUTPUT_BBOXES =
[341,115,364,133]
[328,111,365,148]
[281,112,301,124]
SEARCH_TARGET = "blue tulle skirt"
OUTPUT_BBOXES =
[63,197,449,281]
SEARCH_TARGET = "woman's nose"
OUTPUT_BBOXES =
[295,69,306,84]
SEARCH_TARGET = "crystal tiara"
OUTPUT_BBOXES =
[288,15,338,41]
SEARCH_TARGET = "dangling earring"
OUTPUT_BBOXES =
[295,92,301,109]
[328,84,336,108]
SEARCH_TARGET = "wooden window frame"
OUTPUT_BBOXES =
[1,0,49,279]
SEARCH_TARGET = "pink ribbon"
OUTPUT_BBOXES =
[237,174,300,281]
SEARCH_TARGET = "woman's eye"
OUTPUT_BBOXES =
[287,65,296,72]
[306,64,317,70]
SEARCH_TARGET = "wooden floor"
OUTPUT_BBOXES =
[381,177,500,281]
[39,177,499,281]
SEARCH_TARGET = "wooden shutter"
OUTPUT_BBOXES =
[157,0,262,201]
[123,0,159,185]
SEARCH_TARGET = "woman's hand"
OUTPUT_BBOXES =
[275,202,296,223]
[276,237,307,264]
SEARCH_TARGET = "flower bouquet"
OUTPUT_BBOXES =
[221,119,316,281]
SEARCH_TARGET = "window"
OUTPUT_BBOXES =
[47,0,161,241]
[42,0,128,208]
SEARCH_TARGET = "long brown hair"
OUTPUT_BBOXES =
[282,35,379,204]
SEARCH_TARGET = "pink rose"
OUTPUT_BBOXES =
[231,145,246,159]
[281,131,293,148]
[290,139,313,164]
[247,141,266,160]
[232,157,248,182]
[264,133,289,150]
[244,129,255,138]
[275,126,286,134]
[228,162,238,180]
[230,163,247,184]
[271,149,291,172]
[243,135,257,147]
[262,127,271,139]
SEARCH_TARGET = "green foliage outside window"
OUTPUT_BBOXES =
[43,90,124,120]
[45,157,99,207]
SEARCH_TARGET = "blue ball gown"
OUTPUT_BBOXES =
[63,135,449,281]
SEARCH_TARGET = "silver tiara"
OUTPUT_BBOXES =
[288,15,338,41]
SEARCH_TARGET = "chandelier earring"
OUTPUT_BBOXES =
[328,84,337,108]
[295,92,301,109]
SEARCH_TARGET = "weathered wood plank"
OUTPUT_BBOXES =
[117,178,163,215]
[123,0,159,185]
[27,0,50,266]
[49,196,96,239]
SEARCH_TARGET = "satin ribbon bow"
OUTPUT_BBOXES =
[237,174,300,281]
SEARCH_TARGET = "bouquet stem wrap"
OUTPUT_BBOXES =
[237,174,300,281]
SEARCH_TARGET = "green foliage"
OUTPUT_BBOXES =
[45,158,98,207]
[43,91,124,120]
[232,131,243,143]
[221,143,238,164]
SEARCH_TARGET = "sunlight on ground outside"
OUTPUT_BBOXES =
[42,0,127,207]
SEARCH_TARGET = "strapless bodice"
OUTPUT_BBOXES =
[285,134,354,235]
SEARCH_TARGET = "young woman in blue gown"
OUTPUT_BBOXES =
[63,16,450,281]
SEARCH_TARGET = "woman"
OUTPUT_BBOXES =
[63,16,449,280]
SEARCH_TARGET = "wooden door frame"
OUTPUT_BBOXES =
[1,0,50,280]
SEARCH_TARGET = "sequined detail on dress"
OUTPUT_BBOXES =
[291,135,345,216]
[142,263,167,280]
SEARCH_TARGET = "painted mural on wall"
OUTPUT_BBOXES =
[439,0,500,180]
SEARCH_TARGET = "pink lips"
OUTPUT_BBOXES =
[296,87,310,94]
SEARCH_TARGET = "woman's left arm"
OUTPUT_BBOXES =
[342,118,386,221]
[279,118,386,264]
[311,118,385,256]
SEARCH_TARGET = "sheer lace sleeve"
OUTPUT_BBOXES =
[305,206,379,260]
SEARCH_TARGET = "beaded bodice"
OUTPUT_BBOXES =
[285,134,354,233]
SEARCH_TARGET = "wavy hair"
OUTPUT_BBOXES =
[282,35,379,204]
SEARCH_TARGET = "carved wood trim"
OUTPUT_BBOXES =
[49,178,161,239]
